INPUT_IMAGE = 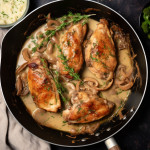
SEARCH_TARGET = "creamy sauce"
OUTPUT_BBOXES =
[0,0,27,25]
[16,19,132,135]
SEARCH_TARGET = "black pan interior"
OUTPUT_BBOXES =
[0,0,147,147]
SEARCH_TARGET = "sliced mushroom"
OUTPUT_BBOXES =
[83,77,99,87]
[96,79,114,91]
[47,42,53,54]
[43,54,56,64]
[37,38,43,45]
[76,80,81,91]
[36,31,44,39]
[16,73,29,96]
[20,85,29,96]
[115,64,134,90]
[118,81,134,91]
[20,73,29,96]
[37,47,46,53]
[46,20,60,30]
[75,80,98,94]
[67,83,75,90]
[101,72,113,81]
[32,51,42,57]
[16,62,28,75]
[37,39,48,53]
[22,48,31,62]
[51,35,59,44]
[47,13,51,20]
[67,83,76,96]
[16,76,23,95]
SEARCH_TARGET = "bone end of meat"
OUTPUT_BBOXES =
[28,57,61,112]
[62,92,115,124]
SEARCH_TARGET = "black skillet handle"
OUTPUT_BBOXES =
[105,137,121,150]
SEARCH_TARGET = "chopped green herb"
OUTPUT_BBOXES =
[110,53,115,57]
[30,35,34,39]
[90,54,99,62]
[93,42,97,48]
[80,81,84,85]
[116,88,123,95]
[96,51,99,56]
[57,45,81,80]
[52,70,68,102]
[39,12,95,48]
[32,47,37,53]
[3,0,9,2]
[43,117,50,124]
[78,107,82,113]
[100,92,103,98]
[101,61,108,68]
[67,40,70,46]
[47,87,50,91]
[39,34,44,38]
[82,20,88,26]
[1,11,9,18]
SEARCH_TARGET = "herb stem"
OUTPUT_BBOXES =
[57,44,81,80]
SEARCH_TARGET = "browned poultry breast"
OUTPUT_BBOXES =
[57,23,87,78]
[85,19,117,89]
[63,91,114,123]
[28,57,61,112]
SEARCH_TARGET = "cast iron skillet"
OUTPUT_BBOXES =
[0,0,148,147]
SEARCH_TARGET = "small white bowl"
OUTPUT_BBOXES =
[0,0,30,28]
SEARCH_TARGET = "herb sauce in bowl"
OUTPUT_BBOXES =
[0,0,29,27]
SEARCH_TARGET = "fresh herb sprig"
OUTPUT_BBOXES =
[52,71,67,102]
[27,12,94,53]
[40,58,67,102]
[44,12,95,43]
[57,45,81,80]
[90,54,99,62]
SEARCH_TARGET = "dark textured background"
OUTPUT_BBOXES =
[29,0,150,150]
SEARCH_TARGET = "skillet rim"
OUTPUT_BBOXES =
[0,0,148,147]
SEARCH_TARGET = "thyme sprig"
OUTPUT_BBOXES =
[57,45,81,80]
[53,71,67,102]
[45,12,95,37]
[40,58,67,102]
[29,12,95,53]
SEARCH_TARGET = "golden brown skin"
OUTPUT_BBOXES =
[63,91,114,123]
[85,19,117,83]
[28,57,61,112]
[58,23,87,78]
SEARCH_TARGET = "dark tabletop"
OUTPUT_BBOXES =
[29,0,150,150]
